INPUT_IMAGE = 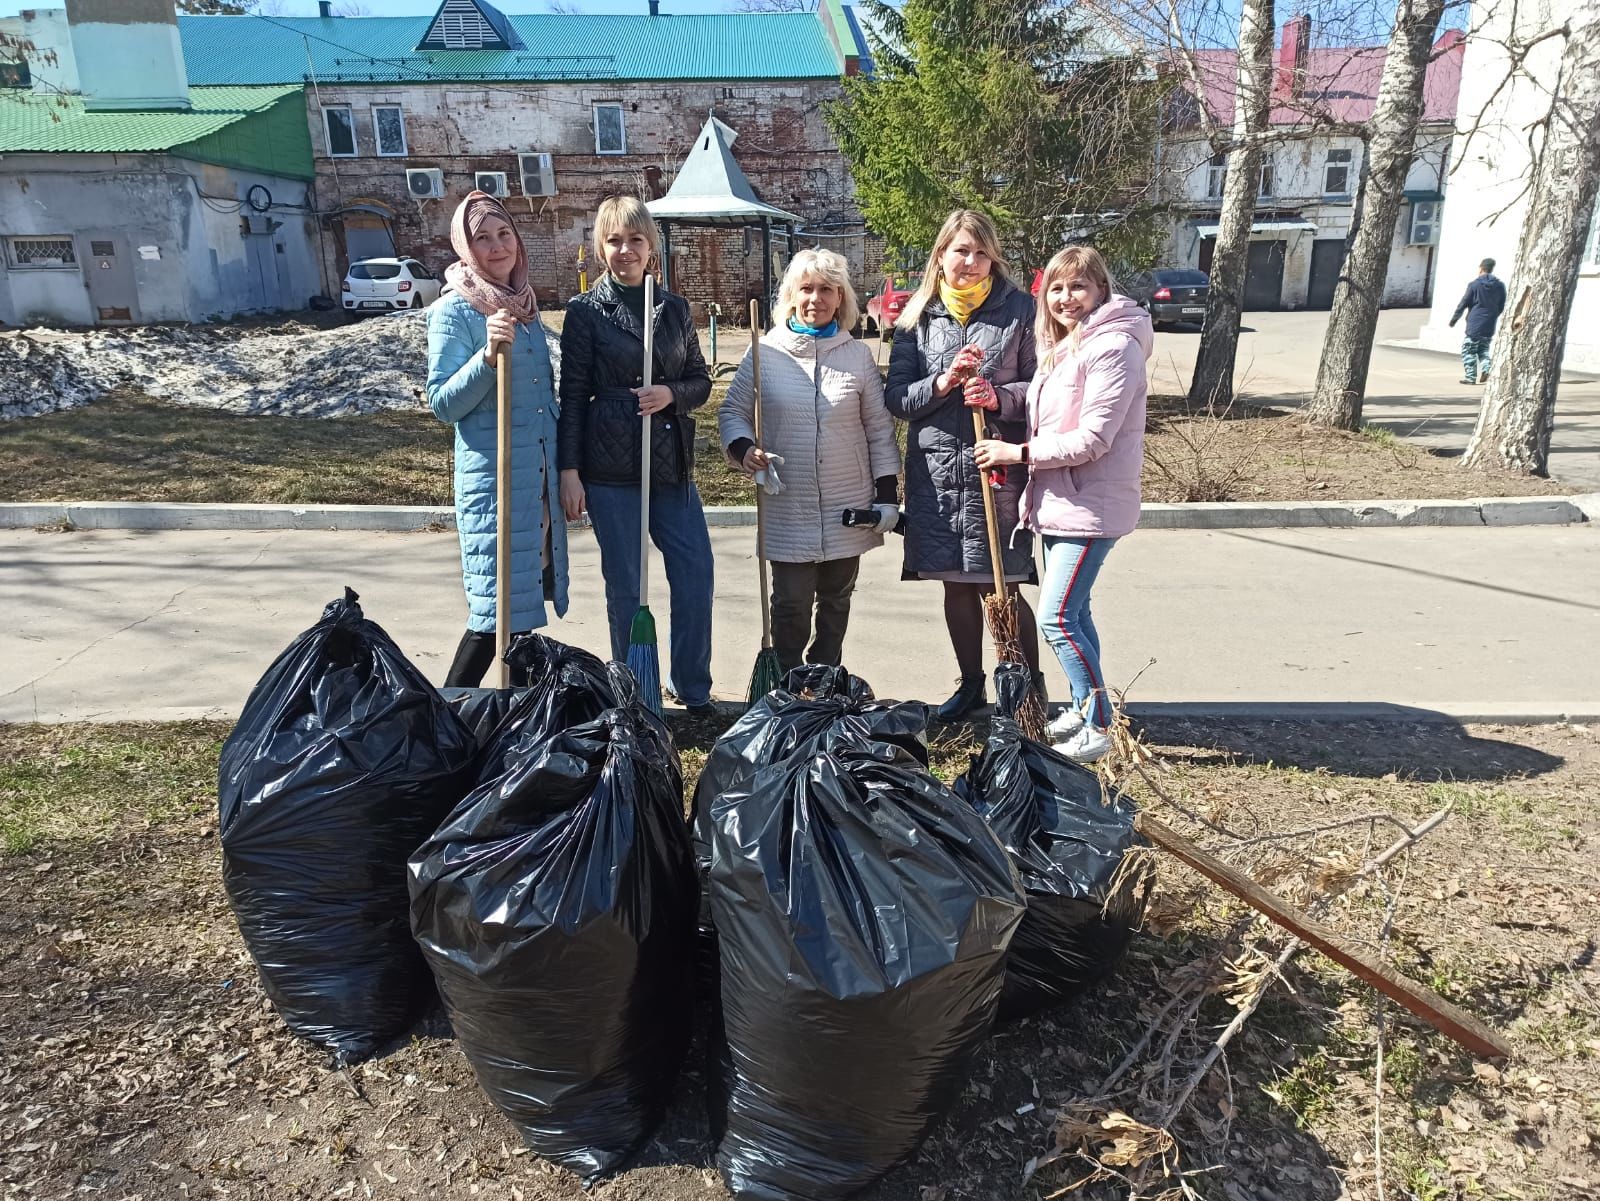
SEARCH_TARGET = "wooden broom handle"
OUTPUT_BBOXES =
[638,274,654,608]
[495,347,512,689]
[971,405,1007,595]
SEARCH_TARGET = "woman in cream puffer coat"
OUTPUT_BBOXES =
[720,249,901,672]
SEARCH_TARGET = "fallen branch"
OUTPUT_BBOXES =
[1134,813,1512,1060]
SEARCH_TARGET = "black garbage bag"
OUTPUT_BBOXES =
[218,588,475,1064]
[688,665,932,1140]
[409,686,698,1182]
[956,663,1143,1021]
[461,633,627,780]
[708,734,1025,1201]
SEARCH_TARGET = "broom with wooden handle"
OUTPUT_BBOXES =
[970,390,1047,741]
[745,300,783,703]
[625,274,663,715]
[495,347,512,689]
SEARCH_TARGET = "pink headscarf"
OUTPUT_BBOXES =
[443,190,540,323]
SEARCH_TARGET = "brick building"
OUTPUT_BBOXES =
[175,0,878,313]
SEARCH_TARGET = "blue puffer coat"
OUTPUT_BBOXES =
[426,293,570,634]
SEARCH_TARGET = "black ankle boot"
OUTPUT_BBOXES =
[1031,670,1048,709]
[935,674,988,723]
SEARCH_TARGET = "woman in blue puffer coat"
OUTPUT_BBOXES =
[426,190,569,686]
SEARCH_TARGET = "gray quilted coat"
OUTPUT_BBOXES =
[885,278,1037,579]
[719,326,900,563]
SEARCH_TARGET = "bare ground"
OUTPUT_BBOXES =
[2,715,1597,1201]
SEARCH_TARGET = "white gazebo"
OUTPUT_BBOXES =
[646,113,803,314]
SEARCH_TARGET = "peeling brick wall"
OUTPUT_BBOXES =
[311,80,885,320]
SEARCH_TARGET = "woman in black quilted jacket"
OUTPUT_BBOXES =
[557,196,716,714]
[886,209,1041,723]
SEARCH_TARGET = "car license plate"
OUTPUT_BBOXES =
[1182,306,1205,316]
[361,300,388,309]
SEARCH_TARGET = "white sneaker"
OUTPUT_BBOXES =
[1053,725,1111,763]
[1046,706,1084,740]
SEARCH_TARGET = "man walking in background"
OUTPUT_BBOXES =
[1449,258,1507,385]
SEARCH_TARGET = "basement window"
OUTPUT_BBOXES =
[5,235,77,269]
[323,105,357,157]
[593,103,626,155]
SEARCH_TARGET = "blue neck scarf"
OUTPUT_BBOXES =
[788,315,839,338]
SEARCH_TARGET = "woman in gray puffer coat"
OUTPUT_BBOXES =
[886,209,1041,722]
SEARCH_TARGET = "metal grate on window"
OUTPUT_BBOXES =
[91,241,115,256]
[8,236,77,268]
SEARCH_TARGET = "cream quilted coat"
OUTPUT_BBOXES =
[719,327,901,564]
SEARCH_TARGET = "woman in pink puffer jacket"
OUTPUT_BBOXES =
[976,245,1152,762]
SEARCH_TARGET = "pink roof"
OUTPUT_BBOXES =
[1180,27,1464,129]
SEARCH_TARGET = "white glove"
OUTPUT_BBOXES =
[754,452,786,496]
[871,503,901,532]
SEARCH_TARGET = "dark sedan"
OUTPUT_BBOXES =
[1123,268,1210,328]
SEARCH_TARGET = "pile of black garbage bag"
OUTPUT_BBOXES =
[220,597,1143,1197]
[956,663,1145,1021]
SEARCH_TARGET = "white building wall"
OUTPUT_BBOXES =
[1418,0,1600,372]
[1157,127,1453,309]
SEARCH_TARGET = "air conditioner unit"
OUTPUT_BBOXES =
[474,171,510,198]
[406,167,445,199]
[1408,200,1440,246]
[519,152,557,197]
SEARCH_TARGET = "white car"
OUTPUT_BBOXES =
[342,257,442,315]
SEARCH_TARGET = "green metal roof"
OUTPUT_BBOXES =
[177,13,845,85]
[0,85,315,179]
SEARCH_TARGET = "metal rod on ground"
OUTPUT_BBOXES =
[746,300,781,703]
[1133,813,1512,1060]
[626,274,662,714]
[495,347,512,689]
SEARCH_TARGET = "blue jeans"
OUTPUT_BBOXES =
[584,479,715,707]
[1037,536,1116,730]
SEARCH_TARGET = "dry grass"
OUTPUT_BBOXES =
[2,715,1597,1200]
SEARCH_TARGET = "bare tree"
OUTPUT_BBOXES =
[545,0,583,12]
[1304,0,1451,429]
[734,0,813,11]
[1186,0,1275,409]
[1463,12,1600,475]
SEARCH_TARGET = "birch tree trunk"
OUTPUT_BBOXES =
[1462,14,1600,475]
[1187,0,1275,410]
[1305,0,1447,429]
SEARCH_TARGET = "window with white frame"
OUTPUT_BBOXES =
[1324,148,1353,196]
[1205,153,1226,199]
[323,105,356,157]
[593,103,626,155]
[373,105,407,156]
[1257,157,1275,199]
[5,235,77,269]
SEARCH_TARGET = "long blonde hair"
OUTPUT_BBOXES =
[1034,245,1116,367]
[774,248,860,333]
[896,209,1012,332]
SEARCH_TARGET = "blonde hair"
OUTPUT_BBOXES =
[1034,245,1117,364]
[591,195,661,268]
[896,209,1012,332]
[774,248,860,333]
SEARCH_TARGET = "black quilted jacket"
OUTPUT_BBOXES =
[557,275,711,487]
[886,277,1037,579]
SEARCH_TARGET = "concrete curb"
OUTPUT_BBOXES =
[3,495,1595,532]
[1121,701,1600,725]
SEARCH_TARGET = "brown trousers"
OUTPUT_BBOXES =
[770,556,861,672]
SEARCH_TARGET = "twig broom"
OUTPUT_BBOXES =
[745,299,783,703]
[970,404,1047,740]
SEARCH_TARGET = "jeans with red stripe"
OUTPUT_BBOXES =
[1038,535,1117,730]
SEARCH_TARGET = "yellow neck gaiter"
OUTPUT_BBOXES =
[938,276,993,326]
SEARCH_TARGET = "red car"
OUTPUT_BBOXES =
[864,272,922,335]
